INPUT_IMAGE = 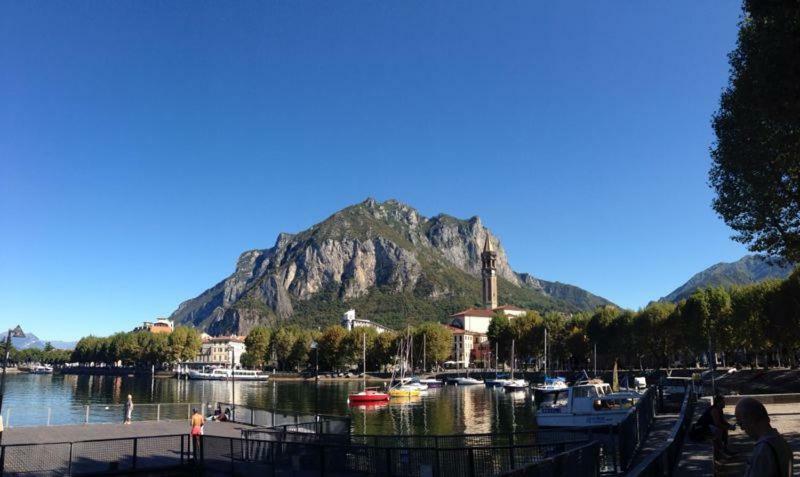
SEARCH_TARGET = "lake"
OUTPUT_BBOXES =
[1,374,537,435]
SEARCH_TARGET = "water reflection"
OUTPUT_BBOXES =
[3,375,537,434]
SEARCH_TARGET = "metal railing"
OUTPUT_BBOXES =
[1,402,203,428]
[626,387,696,477]
[0,432,591,477]
[499,441,601,477]
[216,401,352,435]
[617,387,656,471]
[0,434,189,476]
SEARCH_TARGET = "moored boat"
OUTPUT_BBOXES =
[29,364,53,374]
[418,378,443,388]
[533,376,568,392]
[389,386,422,397]
[349,387,390,403]
[534,379,638,427]
[503,379,529,391]
[452,376,483,385]
[188,368,269,381]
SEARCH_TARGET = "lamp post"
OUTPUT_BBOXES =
[229,345,236,421]
[0,326,25,443]
[310,340,319,417]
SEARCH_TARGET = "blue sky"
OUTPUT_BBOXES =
[1,1,746,340]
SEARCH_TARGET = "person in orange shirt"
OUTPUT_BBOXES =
[190,408,205,462]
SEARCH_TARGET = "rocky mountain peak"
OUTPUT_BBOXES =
[169,199,614,335]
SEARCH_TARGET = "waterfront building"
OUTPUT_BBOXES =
[446,238,529,367]
[196,335,246,367]
[133,318,174,334]
[340,309,392,334]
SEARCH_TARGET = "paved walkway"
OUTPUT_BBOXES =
[626,413,679,470]
[3,420,250,445]
[674,401,712,477]
[715,403,800,476]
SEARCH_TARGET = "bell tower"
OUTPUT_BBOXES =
[481,237,498,310]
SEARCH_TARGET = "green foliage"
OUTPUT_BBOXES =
[487,314,513,362]
[244,326,271,369]
[168,326,202,363]
[317,325,349,371]
[710,0,800,263]
[413,322,452,370]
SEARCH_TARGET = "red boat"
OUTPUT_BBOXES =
[348,387,390,403]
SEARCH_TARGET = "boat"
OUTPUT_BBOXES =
[349,387,390,402]
[349,334,390,403]
[534,378,638,427]
[389,386,422,397]
[418,378,444,388]
[452,376,483,385]
[533,376,568,392]
[29,364,53,374]
[485,343,511,387]
[502,339,528,391]
[187,368,269,381]
[503,379,529,391]
[387,330,424,397]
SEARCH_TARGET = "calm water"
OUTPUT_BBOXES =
[2,374,537,435]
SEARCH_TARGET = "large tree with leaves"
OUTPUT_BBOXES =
[710,0,800,263]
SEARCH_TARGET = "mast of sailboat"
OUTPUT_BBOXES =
[362,332,366,390]
[423,334,426,374]
[495,342,499,378]
[593,343,597,377]
[544,327,548,377]
[510,339,515,380]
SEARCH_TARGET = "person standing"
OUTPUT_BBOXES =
[123,395,133,425]
[190,408,205,463]
[735,397,793,477]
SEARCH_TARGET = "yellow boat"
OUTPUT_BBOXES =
[389,386,421,397]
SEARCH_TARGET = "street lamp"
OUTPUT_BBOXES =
[229,345,236,421]
[0,325,25,442]
[310,340,319,417]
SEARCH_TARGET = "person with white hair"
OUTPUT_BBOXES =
[735,397,793,477]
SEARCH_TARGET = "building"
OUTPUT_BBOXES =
[481,237,498,310]
[340,309,392,334]
[196,335,246,367]
[448,325,484,368]
[133,318,174,334]
[446,238,530,367]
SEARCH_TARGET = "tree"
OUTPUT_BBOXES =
[271,327,299,371]
[168,326,202,363]
[413,322,452,371]
[244,326,271,369]
[369,331,398,371]
[710,0,800,263]
[318,325,348,371]
[342,327,378,372]
[487,314,513,363]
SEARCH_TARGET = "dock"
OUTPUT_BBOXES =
[2,420,249,445]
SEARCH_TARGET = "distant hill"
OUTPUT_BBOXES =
[170,198,615,335]
[7,332,75,350]
[661,255,795,302]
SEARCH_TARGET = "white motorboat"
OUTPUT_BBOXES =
[533,376,568,392]
[452,377,483,385]
[535,379,638,427]
[188,368,269,381]
[503,379,529,391]
[29,364,53,374]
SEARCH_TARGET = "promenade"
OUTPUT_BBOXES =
[3,419,250,445]
[675,399,800,476]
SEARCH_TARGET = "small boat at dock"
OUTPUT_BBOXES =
[534,378,638,427]
[29,364,54,374]
[188,368,269,381]
[418,378,443,388]
[349,387,390,403]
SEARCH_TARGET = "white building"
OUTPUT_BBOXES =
[196,335,246,367]
[340,309,392,334]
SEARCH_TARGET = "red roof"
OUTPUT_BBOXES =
[450,308,494,318]
[493,305,525,312]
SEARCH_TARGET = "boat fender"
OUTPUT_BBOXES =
[593,399,602,411]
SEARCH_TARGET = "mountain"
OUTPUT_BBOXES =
[661,255,795,303]
[8,332,76,350]
[170,199,614,335]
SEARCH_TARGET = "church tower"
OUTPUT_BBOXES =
[481,237,498,310]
